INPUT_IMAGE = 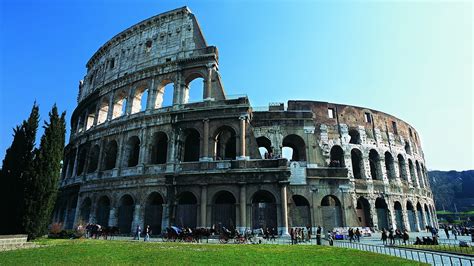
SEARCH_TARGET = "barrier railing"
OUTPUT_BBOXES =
[334,240,474,266]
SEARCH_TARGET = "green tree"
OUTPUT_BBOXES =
[0,103,39,234]
[23,105,66,239]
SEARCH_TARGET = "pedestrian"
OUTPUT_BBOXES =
[327,231,334,246]
[348,228,354,243]
[316,226,322,245]
[388,229,394,245]
[381,229,388,245]
[355,228,361,242]
[444,226,450,239]
[134,224,141,240]
[402,229,409,245]
[144,225,150,242]
[453,227,458,240]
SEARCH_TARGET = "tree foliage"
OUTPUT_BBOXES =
[23,105,66,239]
[0,103,39,234]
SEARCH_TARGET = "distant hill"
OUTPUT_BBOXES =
[428,170,474,212]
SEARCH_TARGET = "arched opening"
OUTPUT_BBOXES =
[375,198,389,230]
[66,149,76,178]
[330,145,345,167]
[424,204,432,226]
[175,192,198,228]
[405,141,412,155]
[416,203,424,229]
[185,75,204,104]
[369,149,382,180]
[131,86,148,114]
[144,192,164,235]
[96,196,110,227]
[351,148,364,179]
[397,154,407,181]
[290,195,311,227]
[321,195,343,231]
[349,128,361,144]
[124,136,140,167]
[408,159,416,185]
[256,136,272,159]
[416,161,424,188]
[76,147,88,176]
[97,97,109,125]
[214,126,236,160]
[282,134,306,161]
[182,129,200,162]
[65,196,78,229]
[103,140,118,170]
[118,195,135,234]
[85,105,96,131]
[356,197,372,227]
[384,152,396,180]
[155,81,174,108]
[394,201,404,230]
[150,132,168,164]
[212,191,236,229]
[87,145,100,173]
[112,90,128,119]
[251,190,277,230]
[79,198,92,223]
[406,201,416,231]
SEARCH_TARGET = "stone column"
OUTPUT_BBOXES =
[138,127,147,165]
[413,207,421,231]
[239,183,247,231]
[162,203,170,230]
[132,205,143,230]
[369,198,378,229]
[280,183,289,236]
[238,115,247,160]
[202,118,210,160]
[108,207,117,227]
[146,78,156,111]
[200,185,207,227]
[421,206,428,229]
[72,197,82,227]
[106,95,114,121]
[402,207,410,231]
[204,67,212,100]
[89,200,97,224]
[71,147,79,178]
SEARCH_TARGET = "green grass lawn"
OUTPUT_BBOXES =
[405,244,474,255]
[0,239,426,265]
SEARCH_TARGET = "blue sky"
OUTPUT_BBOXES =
[0,0,472,170]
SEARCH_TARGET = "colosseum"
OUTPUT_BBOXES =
[54,7,437,236]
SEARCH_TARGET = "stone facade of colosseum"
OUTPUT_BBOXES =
[54,7,437,235]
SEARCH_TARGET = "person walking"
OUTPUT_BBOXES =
[402,229,409,245]
[134,225,142,240]
[381,229,388,245]
[388,229,395,245]
[444,226,450,239]
[355,228,361,242]
[144,225,150,242]
[327,231,334,246]
[348,228,354,243]
[316,226,322,245]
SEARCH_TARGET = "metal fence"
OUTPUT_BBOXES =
[334,241,474,266]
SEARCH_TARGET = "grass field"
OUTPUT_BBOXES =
[0,239,426,265]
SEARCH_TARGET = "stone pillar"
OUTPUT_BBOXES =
[204,67,212,100]
[89,201,97,224]
[138,127,147,165]
[72,197,82,227]
[280,183,289,236]
[146,78,156,111]
[421,206,428,229]
[200,185,207,227]
[402,207,410,231]
[132,205,143,230]
[108,207,117,227]
[413,207,421,232]
[106,95,114,121]
[161,203,170,230]
[202,118,210,160]
[237,115,247,160]
[369,198,378,229]
[239,183,247,231]
[71,147,79,178]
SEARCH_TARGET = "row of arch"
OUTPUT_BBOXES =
[75,75,207,134]
[64,125,239,178]
[256,135,307,161]
[330,145,429,188]
[65,189,435,234]
[348,128,419,156]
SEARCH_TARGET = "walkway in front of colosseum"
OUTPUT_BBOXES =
[97,231,473,265]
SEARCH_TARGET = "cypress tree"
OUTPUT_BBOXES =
[0,103,39,234]
[23,105,66,239]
